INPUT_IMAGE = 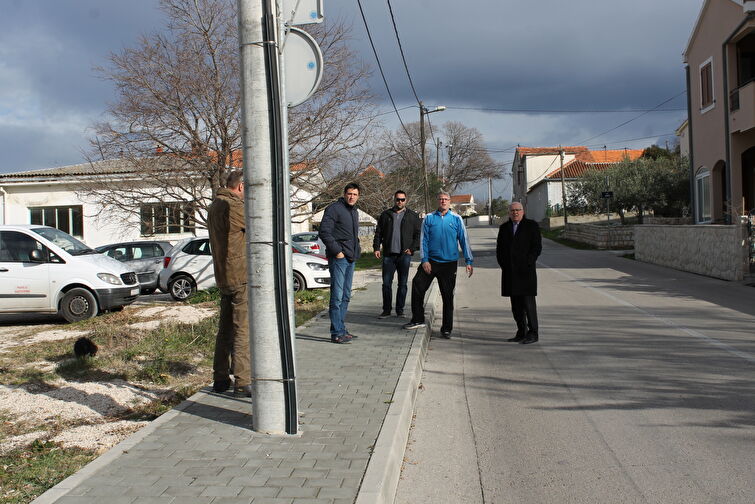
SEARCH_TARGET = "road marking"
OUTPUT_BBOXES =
[539,260,755,365]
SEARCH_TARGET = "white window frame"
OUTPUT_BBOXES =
[695,167,711,223]
[699,57,715,114]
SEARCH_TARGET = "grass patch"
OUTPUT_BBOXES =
[355,254,381,270]
[185,287,221,304]
[0,441,97,504]
[541,228,598,250]
[294,290,329,327]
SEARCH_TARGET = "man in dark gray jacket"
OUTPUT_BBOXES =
[373,190,421,318]
[319,183,361,344]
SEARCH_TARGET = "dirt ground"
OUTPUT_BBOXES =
[0,301,215,454]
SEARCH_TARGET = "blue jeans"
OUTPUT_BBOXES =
[328,257,355,338]
[382,253,412,314]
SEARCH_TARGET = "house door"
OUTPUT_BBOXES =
[743,148,755,214]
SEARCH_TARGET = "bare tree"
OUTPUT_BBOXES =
[81,0,374,232]
[442,121,500,191]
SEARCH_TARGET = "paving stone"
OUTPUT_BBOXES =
[277,486,319,499]
[35,281,421,504]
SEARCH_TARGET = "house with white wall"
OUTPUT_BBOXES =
[0,158,318,247]
[514,147,644,223]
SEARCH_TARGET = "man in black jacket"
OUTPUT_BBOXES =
[319,183,362,344]
[373,190,422,318]
[496,201,542,344]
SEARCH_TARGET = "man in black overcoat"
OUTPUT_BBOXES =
[496,201,542,344]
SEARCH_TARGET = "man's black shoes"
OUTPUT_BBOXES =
[441,330,452,339]
[212,379,231,393]
[507,332,525,342]
[233,385,252,397]
[520,333,539,345]
[378,311,391,319]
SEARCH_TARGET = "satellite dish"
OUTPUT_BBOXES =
[282,27,323,107]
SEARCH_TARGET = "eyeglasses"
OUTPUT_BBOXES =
[395,198,406,202]
[510,209,522,212]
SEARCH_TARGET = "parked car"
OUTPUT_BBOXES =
[291,232,325,254]
[158,236,330,301]
[0,225,140,322]
[95,240,172,294]
[292,241,326,259]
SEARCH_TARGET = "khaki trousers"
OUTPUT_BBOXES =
[213,284,251,387]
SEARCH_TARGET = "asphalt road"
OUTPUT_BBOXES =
[395,225,755,504]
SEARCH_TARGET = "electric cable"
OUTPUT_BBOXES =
[355,0,411,137]
[385,0,421,105]
[578,90,687,144]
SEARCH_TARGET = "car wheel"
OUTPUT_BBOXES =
[60,288,98,323]
[141,287,156,295]
[293,271,305,292]
[169,275,196,301]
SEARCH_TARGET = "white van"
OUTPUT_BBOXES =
[0,225,140,322]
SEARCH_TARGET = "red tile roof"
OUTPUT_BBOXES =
[450,194,472,204]
[545,160,614,179]
[360,165,385,178]
[517,146,643,164]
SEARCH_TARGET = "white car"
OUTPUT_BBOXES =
[0,225,140,322]
[158,236,330,301]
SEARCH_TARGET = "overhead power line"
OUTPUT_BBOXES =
[578,90,687,144]
[385,0,421,106]
[355,0,410,137]
[445,105,686,114]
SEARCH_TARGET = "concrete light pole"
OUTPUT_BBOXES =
[419,102,445,213]
[237,0,297,435]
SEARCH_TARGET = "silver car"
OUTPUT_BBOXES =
[96,240,173,294]
[291,232,325,254]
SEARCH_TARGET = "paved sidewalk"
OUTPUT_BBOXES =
[33,277,438,504]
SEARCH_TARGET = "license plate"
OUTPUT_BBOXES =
[131,288,140,295]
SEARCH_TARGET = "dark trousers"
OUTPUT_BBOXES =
[410,260,457,333]
[510,295,538,336]
[381,253,412,314]
[214,284,251,387]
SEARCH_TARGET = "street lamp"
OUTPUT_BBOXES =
[420,102,445,213]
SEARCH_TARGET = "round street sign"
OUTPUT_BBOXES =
[282,27,323,107]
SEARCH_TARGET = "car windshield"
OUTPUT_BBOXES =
[32,227,96,255]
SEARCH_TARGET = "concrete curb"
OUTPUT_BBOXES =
[355,282,439,504]
[31,387,206,504]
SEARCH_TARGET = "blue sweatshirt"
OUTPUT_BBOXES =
[419,210,473,265]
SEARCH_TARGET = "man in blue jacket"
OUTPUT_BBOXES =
[319,183,361,344]
[403,191,473,338]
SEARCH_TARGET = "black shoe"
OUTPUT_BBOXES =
[331,335,352,344]
[403,321,426,330]
[378,311,391,319]
[233,385,252,397]
[441,330,452,339]
[507,332,525,342]
[212,379,231,393]
[520,335,539,345]
[396,311,405,318]
[346,332,359,339]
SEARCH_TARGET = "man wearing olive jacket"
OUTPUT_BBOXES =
[319,182,362,344]
[373,190,421,318]
[207,170,251,397]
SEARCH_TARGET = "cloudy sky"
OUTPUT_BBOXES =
[0,0,705,199]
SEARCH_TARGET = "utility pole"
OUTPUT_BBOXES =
[419,102,428,214]
[419,102,446,214]
[559,147,568,226]
[237,0,297,435]
[435,137,442,177]
[488,176,493,225]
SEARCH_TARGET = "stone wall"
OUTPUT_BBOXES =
[562,223,634,249]
[634,224,749,281]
